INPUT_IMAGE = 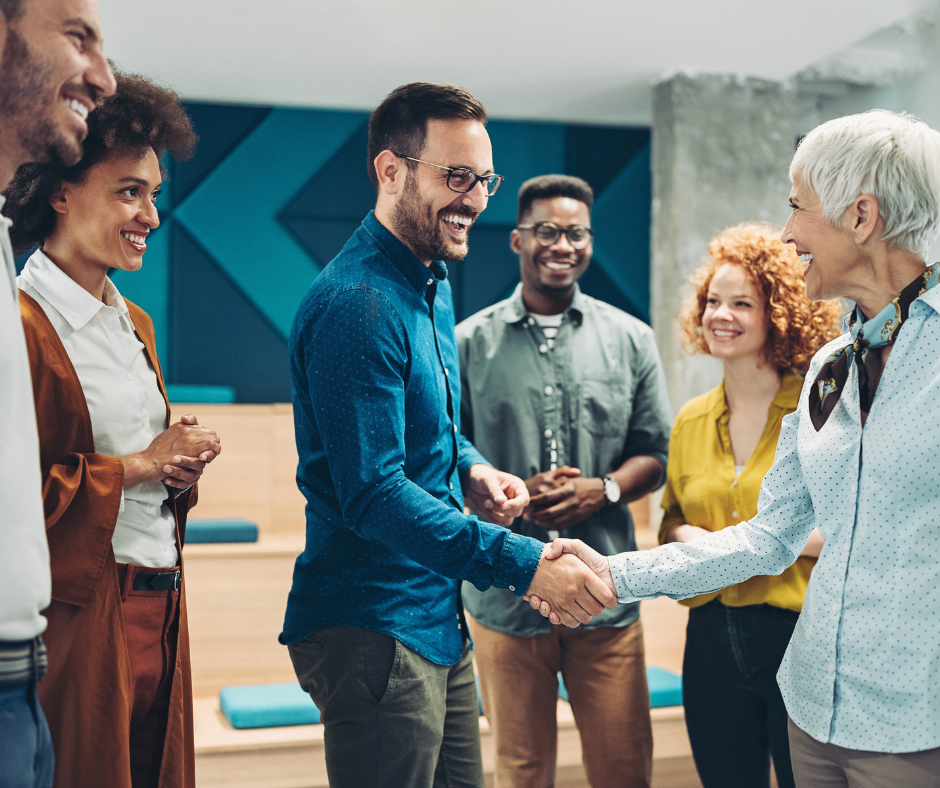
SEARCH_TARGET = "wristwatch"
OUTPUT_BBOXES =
[602,475,621,506]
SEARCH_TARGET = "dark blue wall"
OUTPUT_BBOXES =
[98,103,650,402]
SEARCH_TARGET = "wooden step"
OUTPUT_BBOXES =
[194,696,701,788]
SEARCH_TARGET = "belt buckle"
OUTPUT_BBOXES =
[171,570,181,591]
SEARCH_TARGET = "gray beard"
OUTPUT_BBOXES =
[391,173,468,263]
[0,27,84,167]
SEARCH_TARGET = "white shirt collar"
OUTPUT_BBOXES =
[20,248,128,331]
[0,195,10,230]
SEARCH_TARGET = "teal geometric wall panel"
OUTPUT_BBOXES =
[174,109,367,339]
[99,102,650,403]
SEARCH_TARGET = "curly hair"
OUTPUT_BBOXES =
[3,66,196,254]
[680,222,842,374]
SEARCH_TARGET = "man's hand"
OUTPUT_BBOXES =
[524,539,617,626]
[464,464,529,526]
[525,470,606,530]
[524,466,581,498]
[524,544,617,628]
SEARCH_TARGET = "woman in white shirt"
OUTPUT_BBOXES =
[4,71,219,788]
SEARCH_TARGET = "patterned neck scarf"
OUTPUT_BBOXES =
[808,263,940,431]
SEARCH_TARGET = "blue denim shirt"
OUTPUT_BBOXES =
[280,212,544,665]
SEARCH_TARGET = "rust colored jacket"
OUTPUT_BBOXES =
[20,291,196,788]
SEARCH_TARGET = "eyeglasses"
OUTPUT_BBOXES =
[516,222,595,250]
[394,154,505,197]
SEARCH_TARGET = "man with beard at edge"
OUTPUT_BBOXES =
[457,175,671,788]
[0,0,115,785]
[280,83,617,788]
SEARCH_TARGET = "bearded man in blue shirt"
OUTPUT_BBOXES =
[280,82,616,788]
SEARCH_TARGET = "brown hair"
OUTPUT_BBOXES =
[3,66,196,253]
[366,82,486,189]
[681,222,842,374]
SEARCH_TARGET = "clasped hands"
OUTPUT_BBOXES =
[122,414,222,490]
[523,538,618,628]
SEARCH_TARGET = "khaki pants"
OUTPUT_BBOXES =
[789,718,940,788]
[468,616,652,788]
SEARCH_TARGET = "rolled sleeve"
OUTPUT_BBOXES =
[622,328,672,480]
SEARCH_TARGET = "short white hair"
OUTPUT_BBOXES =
[790,110,940,259]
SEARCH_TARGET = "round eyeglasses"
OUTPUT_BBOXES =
[516,222,595,250]
[394,153,505,197]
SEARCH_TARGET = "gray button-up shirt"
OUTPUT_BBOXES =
[457,284,671,635]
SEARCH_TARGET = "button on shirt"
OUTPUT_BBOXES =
[609,285,940,753]
[0,197,50,641]
[18,250,177,568]
[457,283,672,636]
[280,212,544,666]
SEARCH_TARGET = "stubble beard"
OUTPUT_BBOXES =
[392,172,469,263]
[0,27,85,167]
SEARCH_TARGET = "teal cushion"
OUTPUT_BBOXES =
[219,683,320,729]
[647,666,683,708]
[165,384,236,404]
[186,519,258,544]
[557,668,681,707]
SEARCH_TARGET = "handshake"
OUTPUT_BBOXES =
[465,464,619,627]
[523,539,619,627]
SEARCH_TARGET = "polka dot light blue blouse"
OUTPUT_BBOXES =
[611,286,940,753]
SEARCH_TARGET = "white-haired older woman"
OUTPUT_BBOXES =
[529,109,940,787]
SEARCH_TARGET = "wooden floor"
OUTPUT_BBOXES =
[176,403,703,787]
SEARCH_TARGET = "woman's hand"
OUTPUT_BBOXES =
[122,415,221,489]
[664,523,711,544]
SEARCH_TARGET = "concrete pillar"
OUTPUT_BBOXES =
[651,74,797,416]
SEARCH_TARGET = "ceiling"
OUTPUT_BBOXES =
[99,0,933,124]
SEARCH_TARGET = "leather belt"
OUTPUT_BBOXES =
[133,569,181,592]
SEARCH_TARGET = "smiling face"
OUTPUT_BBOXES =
[48,147,161,277]
[513,196,592,305]
[701,263,770,363]
[0,0,116,168]
[390,117,491,263]
[782,175,861,302]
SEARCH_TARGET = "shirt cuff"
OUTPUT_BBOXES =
[608,553,656,603]
[119,489,125,515]
[458,447,490,479]
[493,532,544,597]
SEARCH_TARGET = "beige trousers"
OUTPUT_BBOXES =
[467,615,652,788]
[789,718,940,788]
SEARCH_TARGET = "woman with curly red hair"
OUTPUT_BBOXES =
[4,70,220,788]
[660,222,840,788]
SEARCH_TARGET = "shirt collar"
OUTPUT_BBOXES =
[360,210,448,294]
[501,282,586,324]
[20,248,128,331]
[916,266,940,315]
[0,195,10,230]
[713,370,803,421]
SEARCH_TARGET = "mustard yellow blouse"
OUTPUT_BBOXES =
[658,372,815,611]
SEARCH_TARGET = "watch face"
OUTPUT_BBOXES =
[604,476,621,504]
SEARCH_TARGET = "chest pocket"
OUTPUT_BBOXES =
[581,375,630,439]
